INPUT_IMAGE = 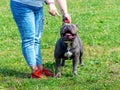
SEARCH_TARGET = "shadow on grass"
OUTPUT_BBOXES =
[0,62,56,79]
[43,62,56,73]
[44,62,75,77]
[0,67,30,78]
[0,62,76,78]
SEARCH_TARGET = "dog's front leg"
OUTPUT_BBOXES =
[72,56,79,76]
[55,58,61,78]
[61,59,65,66]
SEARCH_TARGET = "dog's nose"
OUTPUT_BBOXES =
[66,33,71,36]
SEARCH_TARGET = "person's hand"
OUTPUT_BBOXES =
[63,13,71,23]
[49,4,60,16]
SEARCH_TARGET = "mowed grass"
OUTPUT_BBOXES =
[0,0,120,90]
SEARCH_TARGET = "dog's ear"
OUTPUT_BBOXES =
[75,24,78,27]
[73,24,78,32]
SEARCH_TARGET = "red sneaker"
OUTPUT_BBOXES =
[31,69,47,79]
[42,68,54,77]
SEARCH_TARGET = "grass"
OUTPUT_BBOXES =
[0,0,120,90]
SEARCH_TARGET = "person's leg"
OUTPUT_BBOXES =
[10,1,37,72]
[34,7,54,77]
[33,7,44,71]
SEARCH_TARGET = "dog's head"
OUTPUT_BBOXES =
[60,23,78,41]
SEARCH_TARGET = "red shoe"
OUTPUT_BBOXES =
[31,69,47,79]
[42,68,54,77]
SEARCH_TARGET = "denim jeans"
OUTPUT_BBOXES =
[10,1,44,66]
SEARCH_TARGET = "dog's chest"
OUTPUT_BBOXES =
[64,48,72,58]
[64,41,73,58]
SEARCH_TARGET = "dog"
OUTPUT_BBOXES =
[54,23,84,77]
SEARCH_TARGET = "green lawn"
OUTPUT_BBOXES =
[0,0,120,90]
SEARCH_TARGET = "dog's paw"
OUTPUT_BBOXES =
[72,71,77,76]
[80,62,84,66]
[54,72,61,78]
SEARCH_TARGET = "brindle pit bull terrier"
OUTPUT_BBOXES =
[54,23,84,77]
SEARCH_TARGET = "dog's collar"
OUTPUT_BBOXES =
[64,41,72,45]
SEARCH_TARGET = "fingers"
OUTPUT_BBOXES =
[63,14,71,23]
[63,17,71,23]
[56,11,60,16]
[49,4,60,17]
[49,10,60,16]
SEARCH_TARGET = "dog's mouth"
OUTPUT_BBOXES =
[61,30,77,41]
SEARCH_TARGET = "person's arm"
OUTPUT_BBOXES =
[45,0,71,23]
[45,0,60,16]
[56,0,67,16]
[56,0,71,23]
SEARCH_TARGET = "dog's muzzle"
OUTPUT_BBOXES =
[61,30,77,41]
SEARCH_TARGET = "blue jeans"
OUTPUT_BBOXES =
[10,1,44,66]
